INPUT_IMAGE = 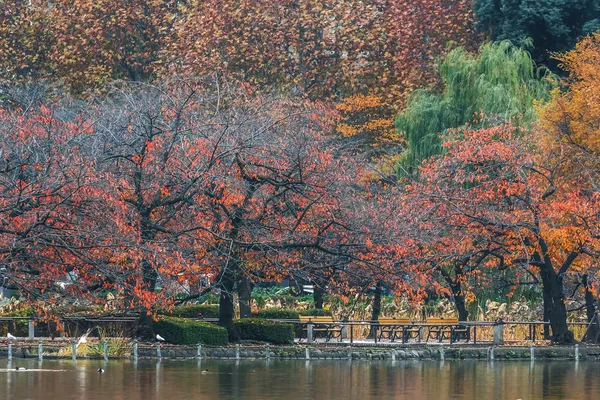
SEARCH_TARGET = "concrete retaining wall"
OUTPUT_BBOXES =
[1,343,600,361]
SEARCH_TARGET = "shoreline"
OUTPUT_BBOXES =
[1,342,599,361]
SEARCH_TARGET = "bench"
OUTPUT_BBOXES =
[377,317,421,343]
[425,317,469,343]
[299,316,343,342]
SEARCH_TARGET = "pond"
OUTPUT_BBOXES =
[1,358,598,399]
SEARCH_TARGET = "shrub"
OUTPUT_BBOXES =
[154,316,228,345]
[234,318,294,344]
[299,308,331,317]
[253,309,300,320]
[163,304,220,319]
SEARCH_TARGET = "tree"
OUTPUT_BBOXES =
[0,0,55,81]
[169,0,478,146]
[395,41,553,177]
[0,101,105,315]
[408,123,599,343]
[538,32,600,340]
[474,0,600,65]
[539,31,600,190]
[0,0,178,91]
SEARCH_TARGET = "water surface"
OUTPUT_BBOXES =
[1,358,597,399]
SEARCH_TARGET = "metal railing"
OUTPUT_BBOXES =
[0,316,595,345]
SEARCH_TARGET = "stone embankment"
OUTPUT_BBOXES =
[1,342,599,361]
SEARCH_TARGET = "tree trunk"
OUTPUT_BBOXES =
[454,292,469,322]
[136,312,155,340]
[237,276,253,319]
[369,281,382,339]
[542,282,552,339]
[218,269,240,342]
[582,275,599,343]
[313,284,325,309]
[443,266,469,321]
[539,264,574,344]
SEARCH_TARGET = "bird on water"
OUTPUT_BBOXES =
[97,368,104,373]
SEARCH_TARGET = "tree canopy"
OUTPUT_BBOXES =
[395,41,553,177]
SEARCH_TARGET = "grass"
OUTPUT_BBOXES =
[56,327,133,358]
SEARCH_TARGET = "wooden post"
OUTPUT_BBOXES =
[307,322,314,344]
[266,344,270,360]
[28,318,35,340]
[493,320,504,345]
[373,323,378,344]
[7,344,12,360]
[71,341,77,362]
[196,344,202,359]
[235,344,240,360]
[38,341,43,361]
[103,340,108,362]
[133,341,138,361]
[156,343,162,358]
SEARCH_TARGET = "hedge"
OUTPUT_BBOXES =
[154,316,228,345]
[234,318,294,344]
[253,308,332,319]
[253,309,300,320]
[298,308,332,317]
[163,304,220,319]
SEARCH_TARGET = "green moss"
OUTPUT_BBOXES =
[154,316,227,345]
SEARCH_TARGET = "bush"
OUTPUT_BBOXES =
[163,304,220,319]
[299,308,331,317]
[253,309,300,320]
[234,318,294,344]
[154,316,228,345]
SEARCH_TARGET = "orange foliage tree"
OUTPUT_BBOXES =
[0,79,379,340]
[539,31,600,190]
[168,0,478,144]
[538,32,600,340]
[0,0,55,80]
[0,0,177,90]
[0,103,103,315]
[403,123,599,343]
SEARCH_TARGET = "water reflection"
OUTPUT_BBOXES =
[0,358,598,399]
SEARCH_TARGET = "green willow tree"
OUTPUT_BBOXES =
[395,41,553,177]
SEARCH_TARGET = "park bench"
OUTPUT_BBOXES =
[299,316,343,342]
[377,317,421,343]
[425,317,469,343]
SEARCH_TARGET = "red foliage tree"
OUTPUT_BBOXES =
[405,123,599,343]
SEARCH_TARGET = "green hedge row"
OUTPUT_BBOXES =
[234,318,294,344]
[298,308,331,317]
[253,309,299,319]
[253,308,332,320]
[162,304,220,319]
[154,316,228,345]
